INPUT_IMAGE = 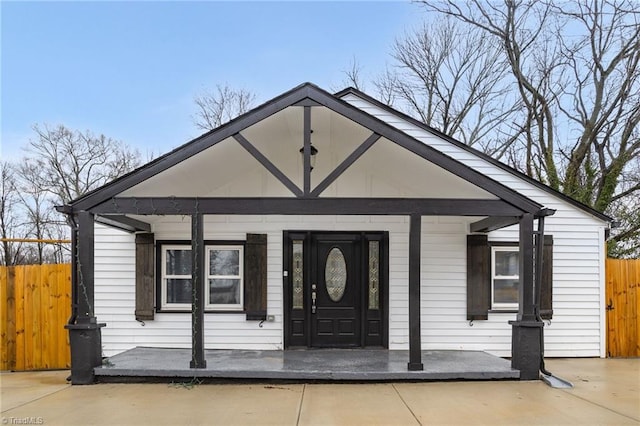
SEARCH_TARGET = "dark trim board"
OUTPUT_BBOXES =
[310,132,381,197]
[233,133,303,197]
[69,84,318,211]
[68,83,541,216]
[470,216,520,233]
[92,197,526,216]
[335,86,612,224]
[95,215,151,233]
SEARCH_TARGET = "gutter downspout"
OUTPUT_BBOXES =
[535,209,572,388]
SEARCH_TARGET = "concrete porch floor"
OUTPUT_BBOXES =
[2,358,638,425]
[94,347,519,381]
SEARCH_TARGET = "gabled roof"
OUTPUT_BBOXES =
[335,87,612,224]
[69,82,542,215]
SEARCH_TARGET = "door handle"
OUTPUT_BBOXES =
[312,284,317,314]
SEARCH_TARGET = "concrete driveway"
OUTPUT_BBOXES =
[1,358,638,426]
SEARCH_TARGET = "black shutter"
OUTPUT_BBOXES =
[244,234,267,321]
[467,234,490,320]
[135,233,155,321]
[540,235,553,320]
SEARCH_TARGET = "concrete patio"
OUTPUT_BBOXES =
[94,347,519,382]
[2,358,638,425]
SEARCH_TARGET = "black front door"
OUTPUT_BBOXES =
[310,234,361,347]
[284,231,388,349]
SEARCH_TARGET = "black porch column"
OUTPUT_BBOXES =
[509,213,543,380]
[65,211,105,385]
[190,213,206,368]
[407,214,423,371]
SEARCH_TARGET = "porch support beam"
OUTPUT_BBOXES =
[190,213,207,369]
[303,106,312,195]
[310,132,381,197]
[517,213,536,322]
[509,213,543,380]
[407,214,423,371]
[233,133,303,197]
[93,198,524,217]
[469,216,519,233]
[65,211,105,384]
[95,214,151,233]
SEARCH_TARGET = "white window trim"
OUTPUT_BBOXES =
[491,246,519,310]
[205,245,244,311]
[161,244,192,311]
[160,243,244,311]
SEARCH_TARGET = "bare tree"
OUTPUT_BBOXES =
[378,19,522,154]
[23,124,141,205]
[419,0,640,256]
[17,162,60,264]
[193,84,256,131]
[0,162,25,265]
[340,56,367,91]
[2,124,143,264]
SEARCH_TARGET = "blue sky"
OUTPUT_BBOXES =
[1,1,424,161]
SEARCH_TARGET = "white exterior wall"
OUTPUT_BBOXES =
[94,95,607,358]
[343,94,608,358]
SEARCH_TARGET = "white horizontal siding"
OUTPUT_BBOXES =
[95,96,607,359]
[96,210,604,358]
[342,94,607,357]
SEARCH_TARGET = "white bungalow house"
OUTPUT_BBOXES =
[58,83,611,384]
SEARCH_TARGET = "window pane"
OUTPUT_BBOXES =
[167,278,192,304]
[209,279,240,305]
[210,249,240,275]
[292,240,303,310]
[166,249,191,275]
[368,241,380,310]
[325,248,347,302]
[494,279,519,304]
[495,251,519,276]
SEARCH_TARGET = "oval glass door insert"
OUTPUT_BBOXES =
[325,248,347,302]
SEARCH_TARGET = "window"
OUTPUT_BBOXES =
[491,246,519,310]
[207,245,243,309]
[467,235,553,320]
[160,243,243,311]
[161,245,193,310]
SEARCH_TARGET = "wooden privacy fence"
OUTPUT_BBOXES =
[1,264,71,371]
[606,258,640,357]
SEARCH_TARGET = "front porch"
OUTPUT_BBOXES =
[95,347,519,382]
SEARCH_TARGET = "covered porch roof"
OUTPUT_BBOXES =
[65,82,542,222]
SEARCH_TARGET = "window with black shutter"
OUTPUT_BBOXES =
[466,234,553,320]
[151,234,268,319]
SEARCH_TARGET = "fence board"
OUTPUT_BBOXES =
[0,264,71,371]
[606,258,640,357]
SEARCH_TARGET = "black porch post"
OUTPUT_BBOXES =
[65,210,105,384]
[510,213,543,380]
[408,214,423,371]
[190,212,206,368]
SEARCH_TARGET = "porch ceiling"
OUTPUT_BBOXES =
[119,106,496,200]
